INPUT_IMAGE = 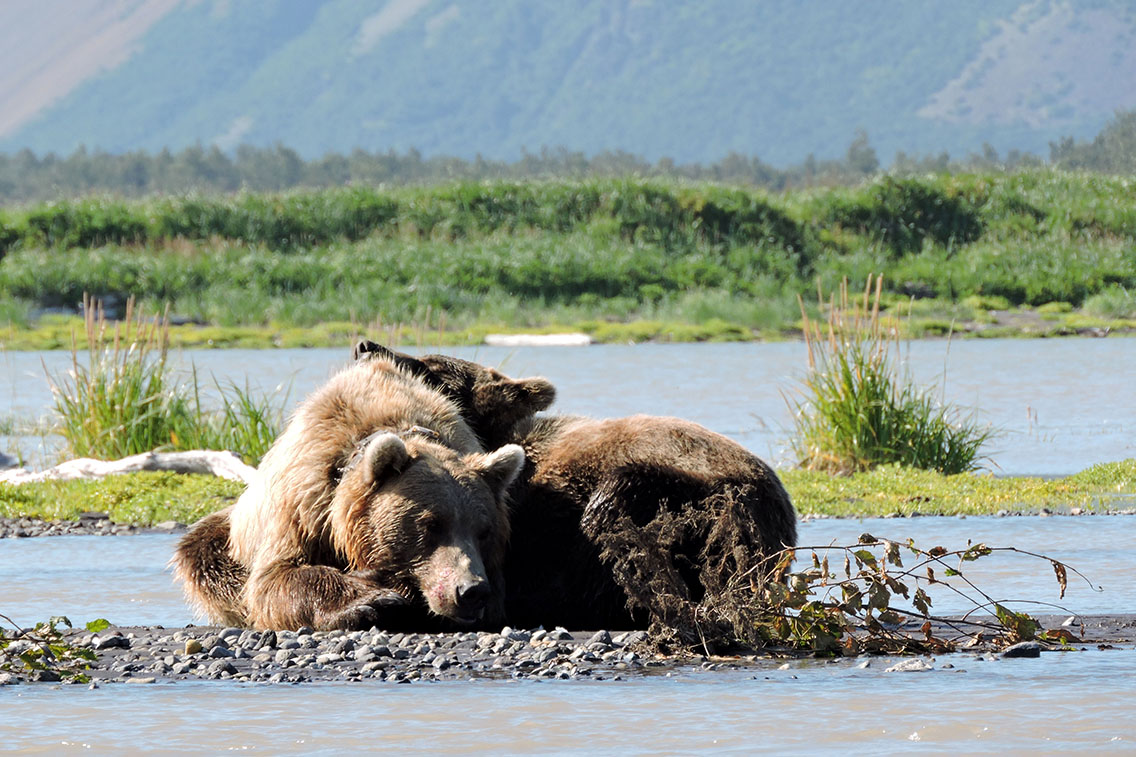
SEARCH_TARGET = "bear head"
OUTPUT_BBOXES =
[330,430,524,626]
[353,340,556,448]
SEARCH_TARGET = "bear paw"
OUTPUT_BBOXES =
[323,589,409,631]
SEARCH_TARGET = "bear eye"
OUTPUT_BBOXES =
[477,527,492,543]
[423,517,446,537]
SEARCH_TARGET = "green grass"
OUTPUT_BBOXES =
[0,472,242,525]
[45,298,286,463]
[2,172,1136,344]
[788,277,996,474]
[783,459,1136,517]
[1,462,1132,526]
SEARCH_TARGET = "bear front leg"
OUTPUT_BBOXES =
[246,562,409,631]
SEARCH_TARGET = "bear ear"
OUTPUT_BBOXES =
[515,377,556,411]
[473,376,557,415]
[352,339,394,362]
[472,444,526,499]
[360,432,411,488]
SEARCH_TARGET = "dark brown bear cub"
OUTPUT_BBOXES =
[354,342,797,646]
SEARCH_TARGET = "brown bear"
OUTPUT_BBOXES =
[353,342,798,647]
[172,357,525,631]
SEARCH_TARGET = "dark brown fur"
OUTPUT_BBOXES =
[353,342,798,646]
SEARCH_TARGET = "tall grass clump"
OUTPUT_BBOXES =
[788,276,995,474]
[47,296,283,464]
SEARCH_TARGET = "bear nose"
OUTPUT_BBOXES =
[455,579,490,612]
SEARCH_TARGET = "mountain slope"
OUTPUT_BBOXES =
[2,0,1134,165]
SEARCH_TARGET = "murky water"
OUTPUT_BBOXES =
[4,339,1135,474]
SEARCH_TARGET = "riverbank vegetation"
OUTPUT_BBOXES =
[1,169,1135,349]
[47,299,285,465]
[790,277,996,475]
[2,460,1133,526]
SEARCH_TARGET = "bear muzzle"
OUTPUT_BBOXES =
[453,578,491,622]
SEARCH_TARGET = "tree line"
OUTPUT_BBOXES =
[1,111,1134,203]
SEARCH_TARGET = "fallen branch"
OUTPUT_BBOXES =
[0,450,257,486]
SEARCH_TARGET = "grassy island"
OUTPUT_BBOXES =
[1,171,1135,349]
[1,460,1134,526]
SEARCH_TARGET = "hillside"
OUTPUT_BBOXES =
[1,1,1135,165]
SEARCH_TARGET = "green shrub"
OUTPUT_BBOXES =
[789,277,995,474]
[46,297,284,463]
[820,177,983,255]
[1083,285,1136,319]
[23,198,148,249]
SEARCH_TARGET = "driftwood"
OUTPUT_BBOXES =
[0,450,257,486]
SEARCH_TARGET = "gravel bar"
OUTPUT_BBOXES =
[3,615,1134,687]
[0,514,187,538]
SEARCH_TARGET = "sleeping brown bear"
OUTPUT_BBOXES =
[353,341,797,645]
[172,356,525,631]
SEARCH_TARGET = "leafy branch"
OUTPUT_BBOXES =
[718,535,1094,655]
[0,612,110,683]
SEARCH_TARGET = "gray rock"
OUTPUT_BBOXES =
[208,660,237,676]
[1001,642,1042,659]
[534,647,561,664]
[884,658,934,673]
[208,646,235,659]
[30,669,61,682]
[587,630,612,647]
[94,634,131,650]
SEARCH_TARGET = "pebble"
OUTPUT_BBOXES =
[1001,641,1042,659]
[884,658,934,673]
[0,515,187,539]
[3,615,1099,687]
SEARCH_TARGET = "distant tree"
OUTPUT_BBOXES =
[846,129,879,175]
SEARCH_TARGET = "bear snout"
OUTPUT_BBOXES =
[454,578,490,618]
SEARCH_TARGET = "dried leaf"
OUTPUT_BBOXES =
[858,533,877,545]
[883,540,903,567]
[925,566,936,584]
[913,588,932,616]
[928,546,948,557]
[1052,561,1068,600]
[1040,628,1076,644]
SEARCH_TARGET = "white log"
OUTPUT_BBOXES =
[484,333,592,347]
[0,450,258,486]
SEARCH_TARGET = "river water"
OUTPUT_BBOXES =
[2,517,1134,753]
[2,339,1135,752]
[3,338,1135,474]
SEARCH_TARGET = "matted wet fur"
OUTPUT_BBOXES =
[354,341,797,649]
[171,357,525,631]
